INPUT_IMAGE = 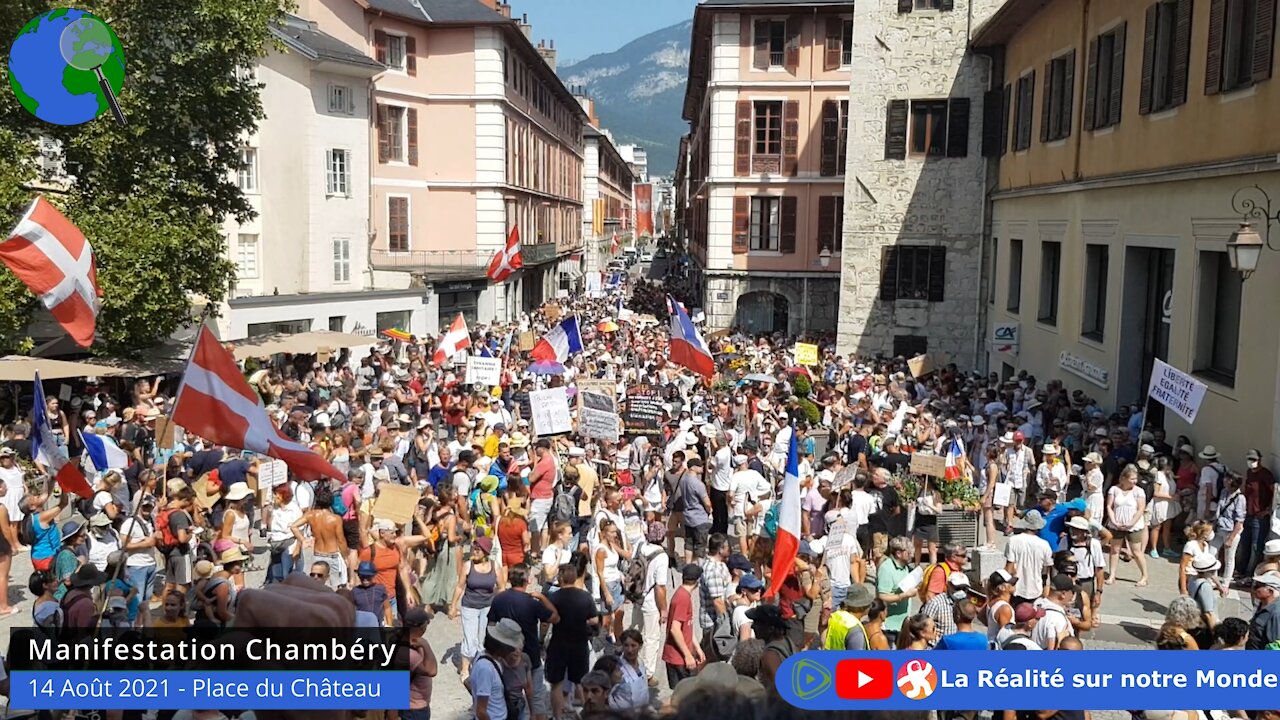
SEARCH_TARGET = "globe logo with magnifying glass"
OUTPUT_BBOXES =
[8,8,127,126]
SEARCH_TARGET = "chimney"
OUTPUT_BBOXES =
[497,2,511,18]
[537,38,557,72]
[518,13,532,40]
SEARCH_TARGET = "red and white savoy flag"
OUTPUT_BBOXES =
[487,225,523,283]
[433,312,472,365]
[0,197,102,347]
[173,327,344,482]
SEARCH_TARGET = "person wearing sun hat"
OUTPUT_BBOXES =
[1197,445,1227,521]
[1036,443,1068,503]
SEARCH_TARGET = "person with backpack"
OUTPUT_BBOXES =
[52,520,86,601]
[627,533,668,684]
[157,486,197,598]
[60,563,109,641]
[29,571,61,636]
[120,494,159,624]
[1197,445,1228,521]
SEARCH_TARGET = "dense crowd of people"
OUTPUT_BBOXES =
[0,259,1277,720]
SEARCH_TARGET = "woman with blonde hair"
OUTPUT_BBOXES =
[1106,464,1149,587]
[1178,520,1215,596]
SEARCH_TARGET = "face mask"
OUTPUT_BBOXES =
[1248,460,1260,470]
[1206,531,1216,543]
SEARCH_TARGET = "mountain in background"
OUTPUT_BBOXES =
[559,20,692,178]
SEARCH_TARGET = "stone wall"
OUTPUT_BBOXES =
[837,0,1006,368]
[704,271,840,336]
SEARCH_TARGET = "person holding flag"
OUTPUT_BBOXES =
[530,315,583,363]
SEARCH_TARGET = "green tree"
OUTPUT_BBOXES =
[0,0,290,355]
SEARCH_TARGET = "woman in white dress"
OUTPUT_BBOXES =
[1106,465,1149,587]
[1082,452,1106,529]
[1146,456,1178,559]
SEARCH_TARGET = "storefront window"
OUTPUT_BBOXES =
[376,310,413,335]
[246,319,311,337]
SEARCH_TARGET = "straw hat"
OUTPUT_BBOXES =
[219,547,248,565]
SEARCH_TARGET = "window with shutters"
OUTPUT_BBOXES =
[326,149,351,197]
[1143,0,1190,113]
[385,34,406,72]
[1210,0,1273,93]
[750,197,779,251]
[753,100,784,174]
[387,196,410,253]
[1042,51,1075,141]
[817,196,844,253]
[1082,244,1109,341]
[754,19,787,68]
[881,246,946,301]
[1087,25,1126,130]
[333,237,351,284]
[1037,240,1062,325]
[841,19,854,66]
[1007,239,1024,312]
[380,105,407,163]
[916,0,942,8]
[328,84,353,115]
[1193,250,1241,385]
[237,147,258,193]
[909,101,948,156]
[1013,73,1035,151]
[820,100,850,175]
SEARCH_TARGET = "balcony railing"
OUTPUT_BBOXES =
[522,242,557,265]
[370,249,486,275]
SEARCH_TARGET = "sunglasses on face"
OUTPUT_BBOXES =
[309,572,327,579]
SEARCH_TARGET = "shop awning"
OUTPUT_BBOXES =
[0,356,129,381]
[228,330,377,360]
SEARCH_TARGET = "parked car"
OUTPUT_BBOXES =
[640,250,654,262]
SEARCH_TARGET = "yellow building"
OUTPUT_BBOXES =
[974,0,1280,466]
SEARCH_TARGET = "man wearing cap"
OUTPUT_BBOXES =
[528,439,557,555]
[728,454,769,555]
[1005,512,1053,605]
[1032,574,1077,649]
[1248,571,1280,649]
[662,564,705,689]
[825,583,875,650]
[1242,448,1275,577]
[1064,516,1106,608]
[997,603,1045,649]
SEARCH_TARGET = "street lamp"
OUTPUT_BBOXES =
[1227,185,1280,280]
[819,245,832,269]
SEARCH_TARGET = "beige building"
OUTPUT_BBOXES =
[975,0,1280,466]
[582,112,637,279]
[302,0,585,334]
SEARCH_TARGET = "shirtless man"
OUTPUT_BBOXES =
[291,485,349,589]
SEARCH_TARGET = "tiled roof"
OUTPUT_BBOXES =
[273,16,383,69]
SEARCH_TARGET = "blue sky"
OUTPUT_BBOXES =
[509,0,699,66]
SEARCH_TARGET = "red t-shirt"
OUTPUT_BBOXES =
[662,586,694,665]
[530,453,556,500]
[358,543,401,601]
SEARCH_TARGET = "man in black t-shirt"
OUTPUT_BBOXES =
[546,563,599,720]
[867,468,904,563]
[874,436,912,475]
[487,564,560,719]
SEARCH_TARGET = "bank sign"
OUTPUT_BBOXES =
[991,323,1019,355]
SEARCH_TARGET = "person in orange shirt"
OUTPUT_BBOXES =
[358,517,434,625]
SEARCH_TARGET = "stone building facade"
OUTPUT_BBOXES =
[837,0,1004,367]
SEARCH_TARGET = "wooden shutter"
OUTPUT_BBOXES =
[1061,50,1075,137]
[780,196,797,253]
[817,196,835,252]
[1018,71,1035,148]
[885,99,908,160]
[1171,0,1193,105]
[981,89,1002,157]
[785,20,801,71]
[820,100,839,175]
[376,104,390,163]
[1001,84,1012,156]
[374,30,388,65]
[1040,60,1053,142]
[1108,23,1126,127]
[783,101,800,175]
[940,0,955,11]
[1254,0,1276,82]
[1140,3,1158,115]
[1206,0,1226,94]
[753,21,770,70]
[406,36,417,76]
[880,247,900,301]
[407,108,419,166]
[927,246,947,302]
[898,0,913,12]
[1084,39,1099,130]
[946,97,969,157]
[824,18,842,71]
[735,100,751,176]
[732,197,750,254]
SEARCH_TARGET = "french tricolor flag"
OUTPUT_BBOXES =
[766,424,802,598]
[81,429,130,471]
[530,316,584,363]
[666,295,713,378]
[31,372,93,497]
[944,436,966,480]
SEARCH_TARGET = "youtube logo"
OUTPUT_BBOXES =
[835,659,894,700]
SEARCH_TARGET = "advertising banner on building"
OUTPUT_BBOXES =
[635,183,653,237]
[1146,358,1208,424]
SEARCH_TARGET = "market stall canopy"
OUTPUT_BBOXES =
[228,330,376,360]
[0,355,128,381]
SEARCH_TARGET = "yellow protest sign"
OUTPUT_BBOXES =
[794,343,819,366]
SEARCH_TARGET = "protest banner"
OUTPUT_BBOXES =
[464,355,502,386]
[794,342,819,366]
[518,331,536,351]
[529,387,573,436]
[910,453,947,478]
[623,383,665,434]
[908,353,935,378]
[578,380,620,441]
[256,459,288,492]
[1146,358,1208,424]
[372,484,420,526]
[153,415,178,451]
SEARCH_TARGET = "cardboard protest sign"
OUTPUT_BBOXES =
[623,383,664,434]
[518,331,536,351]
[153,415,178,451]
[545,304,562,322]
[908,353,934,378]
[529,387,573,436]
[578,380,620,441]
[910,453,947,478]
[1146,359,1207,424]
[465,355,502,386]
[371,484,420,526]
[794,343,819,366]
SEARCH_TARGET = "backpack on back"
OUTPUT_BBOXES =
[550,485,577,524]
[917,561,952,602]
[155,507,183,554]
[762,503,779,539]
[623,545,663,603]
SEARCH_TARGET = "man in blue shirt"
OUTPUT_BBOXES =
[935,599,989,650]
[1029,494,1088,550]
[426,445,452,492]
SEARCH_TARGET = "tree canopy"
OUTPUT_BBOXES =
[0,0,290,356]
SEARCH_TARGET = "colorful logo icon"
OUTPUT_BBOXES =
[8,8,127,126]
[896,659,938,700]
[791,658,833,700]
[835,659,894,700]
